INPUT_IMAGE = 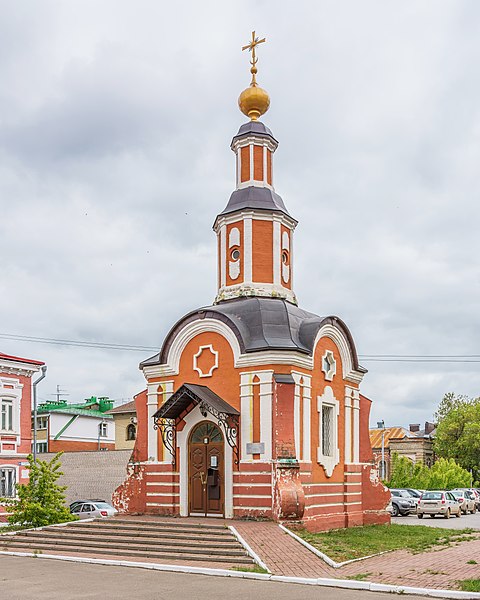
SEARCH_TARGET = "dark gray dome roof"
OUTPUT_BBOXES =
[217,186,292,219]
[231,121,277,144]
[140,297,363,372]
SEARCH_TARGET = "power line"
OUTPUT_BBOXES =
[2,330,480,363]
[359,358,480,363]
[0,332,157,352]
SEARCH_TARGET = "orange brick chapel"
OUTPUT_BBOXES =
[114,33,389,531]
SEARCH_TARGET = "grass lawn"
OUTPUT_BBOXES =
[459,579,480,592]
[230,565,269,574]
[290,524,476,562]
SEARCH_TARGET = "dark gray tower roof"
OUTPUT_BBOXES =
[231,121,278,145]
[217,186,293,218]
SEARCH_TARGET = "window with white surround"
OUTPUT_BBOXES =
[321,404,333,456]
[1,398,13,431]
[317,386,340,477]
[99,422,108,437]
[0,467,16,498]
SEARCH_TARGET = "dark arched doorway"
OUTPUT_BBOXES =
[188,421,224,516]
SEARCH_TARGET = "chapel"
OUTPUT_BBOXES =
[114,33,389,531]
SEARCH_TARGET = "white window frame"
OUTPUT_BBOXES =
[317,386,340,477]
[0,466,17,498]
[99,422,108,438]
[1,398,14,432]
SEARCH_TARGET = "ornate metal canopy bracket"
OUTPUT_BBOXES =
[153,417,176,468]
[152,385,240,467]
[198,401,239,464]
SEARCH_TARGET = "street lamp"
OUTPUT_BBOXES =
[378,420,386,480]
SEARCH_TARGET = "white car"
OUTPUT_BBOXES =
[417,491,461,519]
[71,501,117,519]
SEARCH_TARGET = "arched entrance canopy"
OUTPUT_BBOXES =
[153,383,240,466]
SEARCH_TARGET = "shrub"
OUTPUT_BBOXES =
[4,453,76,528]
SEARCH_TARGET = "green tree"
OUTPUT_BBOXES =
[4,453,76,528]
[434,393,480,480]
[387,453,471,490]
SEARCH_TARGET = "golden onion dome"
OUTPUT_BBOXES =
[239,32,270,121]
[238,84,270,121]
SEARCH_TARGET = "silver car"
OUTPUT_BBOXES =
[417,491,461,519]
[71,501,117,519]
[452,489,477,514]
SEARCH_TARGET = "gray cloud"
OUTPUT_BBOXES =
[1,0,479,427]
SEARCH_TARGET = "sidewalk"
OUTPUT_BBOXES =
[234,520,480,590]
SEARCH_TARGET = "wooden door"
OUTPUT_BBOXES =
[188,422,224,516]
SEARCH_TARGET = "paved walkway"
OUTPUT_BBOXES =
[234,520,480,589]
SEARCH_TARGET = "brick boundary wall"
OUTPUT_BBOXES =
[38,450,131,505]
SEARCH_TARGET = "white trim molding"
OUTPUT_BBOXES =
[314,324,364,384]
[177,406,233,518]
[193,345,219,378]
[317,386,340,477]
[321,349,336,381]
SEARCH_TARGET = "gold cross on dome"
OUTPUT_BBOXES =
[242,31,266,85]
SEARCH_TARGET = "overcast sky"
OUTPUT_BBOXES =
[1,1,479,427]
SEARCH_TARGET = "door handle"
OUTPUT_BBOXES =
[200,472,207,486]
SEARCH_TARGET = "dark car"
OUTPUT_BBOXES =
[390,489,417,516]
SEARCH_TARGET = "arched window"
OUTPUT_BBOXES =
[126,423,136,441]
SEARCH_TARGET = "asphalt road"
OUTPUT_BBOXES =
[0,555,416,600]
[393,510,480,529]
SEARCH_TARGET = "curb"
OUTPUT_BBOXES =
[0,550,479,598]
[229,525,271,573]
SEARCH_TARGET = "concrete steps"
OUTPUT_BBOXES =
[0,519,254,566]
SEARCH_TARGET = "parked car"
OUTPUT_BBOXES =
[417,491,462,519]
[452,489,477,513]
[451,491,475,514]
[390,489,417,516]
[454,489,480,510]
[397,488,422,507]
[69,499,106,512]
[70,501,117,519]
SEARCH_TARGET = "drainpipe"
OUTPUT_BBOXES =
[32,365,47,463]
[381,421,386,480]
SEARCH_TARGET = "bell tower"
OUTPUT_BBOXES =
[213,32,297,305]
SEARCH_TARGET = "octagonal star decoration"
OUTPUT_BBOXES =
[193,344,219,378]
[322,350,336,381]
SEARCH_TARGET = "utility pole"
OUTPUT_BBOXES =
[33,366,47,463]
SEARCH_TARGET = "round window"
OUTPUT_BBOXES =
[231,249,240,261]
[282,251,289,265]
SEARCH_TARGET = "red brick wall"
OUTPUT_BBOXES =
[48,440,115,452]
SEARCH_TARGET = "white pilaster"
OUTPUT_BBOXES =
[353,395,360,463]
[302,376,312,462]
[220,224,226,287]
[240,370,273,462]
[259,377,273,461]
[344,392,353,464]
[249,143,254,181]
[146,382,159,462]
[273,220,281,286]
[244,217,252,283]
